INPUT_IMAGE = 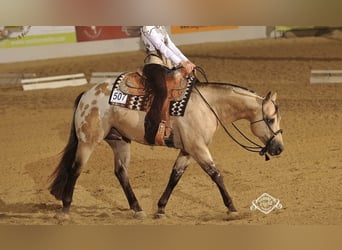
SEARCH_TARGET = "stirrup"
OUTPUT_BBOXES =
[155,120,166,146]
[154,120,174,147]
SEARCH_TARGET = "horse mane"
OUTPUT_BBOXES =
[196,81,253,91]
[195,81,263,99]
[192,66,262,99]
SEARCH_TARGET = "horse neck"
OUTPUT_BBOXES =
[196,84,262,123]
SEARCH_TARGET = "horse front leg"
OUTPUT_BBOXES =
[106,139,146,219]
[201,161,238,213]
[193,148,240,220]
[155,150,191,218]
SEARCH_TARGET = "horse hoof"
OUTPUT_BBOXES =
[133,211,146,220]
[154,213,166,219]
[226,211,240,221]
[54,211,71,221]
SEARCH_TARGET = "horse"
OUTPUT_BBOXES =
[49,68,284,220]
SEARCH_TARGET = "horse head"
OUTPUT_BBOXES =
[250,92,284,156]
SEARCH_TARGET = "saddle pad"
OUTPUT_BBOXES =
[169,75,195,116]
[109,73,195,116]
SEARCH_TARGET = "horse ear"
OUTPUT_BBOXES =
[265,92,277,102]
[265,91,272,101]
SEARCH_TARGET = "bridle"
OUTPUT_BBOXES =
[192,66,283,161]
[250,99,283,159]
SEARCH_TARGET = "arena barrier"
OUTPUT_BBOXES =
[0,73,36,84]
[90,72,122,84]
[310,70,342,84]
[22,73,87,91]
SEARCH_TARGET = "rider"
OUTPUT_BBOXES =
[140,26,196,144]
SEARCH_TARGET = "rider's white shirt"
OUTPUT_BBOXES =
[141,26,188,66]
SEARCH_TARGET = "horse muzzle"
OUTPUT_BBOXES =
[261,130,284,157]
[268,142,284,156]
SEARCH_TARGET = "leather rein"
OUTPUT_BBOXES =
[193,66,282,161]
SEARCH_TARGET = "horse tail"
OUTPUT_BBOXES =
[49,92,84,200]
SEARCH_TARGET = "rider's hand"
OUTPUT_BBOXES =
[187,61,196,73]
[180,61,196,75]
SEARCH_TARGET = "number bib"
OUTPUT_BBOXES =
[110,89,128,104]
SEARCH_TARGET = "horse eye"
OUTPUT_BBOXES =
[266,118,275,124]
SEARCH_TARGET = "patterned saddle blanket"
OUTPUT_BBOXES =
[109,71,196,116]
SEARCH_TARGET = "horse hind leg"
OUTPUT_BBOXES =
[61,143,94,213]
[106,139,145,219]
[50,91,100,217]
[50,141,94,215]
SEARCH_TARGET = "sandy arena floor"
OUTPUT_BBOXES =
[0,34,341,225]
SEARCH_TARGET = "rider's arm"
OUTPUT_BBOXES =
[164,32,188,62]
[142,26,184,65]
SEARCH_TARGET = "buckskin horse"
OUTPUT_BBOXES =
[49,66,284,220]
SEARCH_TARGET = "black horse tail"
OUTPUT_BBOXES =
[49,92,84,200]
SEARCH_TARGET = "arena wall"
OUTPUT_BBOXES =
[0,26,267,63]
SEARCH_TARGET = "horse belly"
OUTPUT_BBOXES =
[110,107,146,142]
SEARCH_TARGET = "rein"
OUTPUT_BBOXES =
[193,66,276,161]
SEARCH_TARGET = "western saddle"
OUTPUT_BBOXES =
[117,67,190,146]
